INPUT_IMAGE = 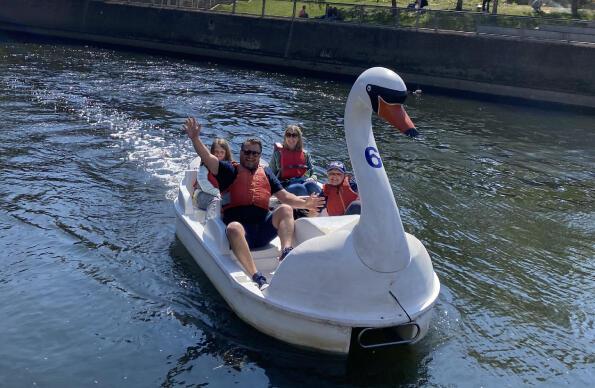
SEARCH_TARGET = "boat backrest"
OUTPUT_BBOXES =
[203,194,230,255]
[184,170,196,194]
[293,215,359,246]
[177,170,197,215]
[189,156,202,170]
[184,157,201,193]
[203,216,231,255]
[205,197,222,222]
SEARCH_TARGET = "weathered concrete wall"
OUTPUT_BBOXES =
[1,0,594,108]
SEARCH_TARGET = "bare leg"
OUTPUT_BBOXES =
[226,222,258,276]
[272,204,295,250]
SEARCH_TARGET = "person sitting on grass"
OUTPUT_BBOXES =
[299,5,309,18]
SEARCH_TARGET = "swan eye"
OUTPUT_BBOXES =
[366,84,408,113]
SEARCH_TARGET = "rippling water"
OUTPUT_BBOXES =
[1,33,593,387]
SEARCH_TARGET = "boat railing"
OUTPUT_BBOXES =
[356,322,421,349]
[99,0,595,45]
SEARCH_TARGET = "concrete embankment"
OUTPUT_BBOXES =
[0,0,594,109]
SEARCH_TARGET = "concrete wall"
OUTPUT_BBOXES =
[1,0,593,108]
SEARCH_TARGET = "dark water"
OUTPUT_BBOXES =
[1,34,593,387]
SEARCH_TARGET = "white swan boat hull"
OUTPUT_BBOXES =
[174,167,439,354]
[175,67,441,354]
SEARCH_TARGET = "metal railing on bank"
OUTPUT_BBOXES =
[112,0,234,10]
[104,0,595,44]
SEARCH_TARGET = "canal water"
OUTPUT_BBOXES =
[0,33,593,387]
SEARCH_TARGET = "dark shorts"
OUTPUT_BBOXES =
[243,211,278,249]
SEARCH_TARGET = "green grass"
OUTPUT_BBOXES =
[217,0,594,21]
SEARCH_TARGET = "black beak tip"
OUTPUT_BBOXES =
[404,128,419,138]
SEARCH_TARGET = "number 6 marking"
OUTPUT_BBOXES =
[365,146,382,168]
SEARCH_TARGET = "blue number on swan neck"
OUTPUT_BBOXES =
[365,146,382,169]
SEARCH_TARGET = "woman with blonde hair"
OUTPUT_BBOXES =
[269,125,321,196]
[194,138,232,210]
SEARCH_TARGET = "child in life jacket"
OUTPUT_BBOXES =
[194,138,232,210]
[315,161,361,217]
[269,125,321,197]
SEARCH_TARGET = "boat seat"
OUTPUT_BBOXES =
[177,170,197,216]
[203,216,231,255]
[203,209,280,260]
[293,215,359,245]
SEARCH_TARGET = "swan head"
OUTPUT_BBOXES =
[349,67,418,137]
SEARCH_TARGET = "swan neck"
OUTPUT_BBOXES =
[344,93,410,272]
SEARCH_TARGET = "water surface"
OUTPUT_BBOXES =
[0,34,593,387]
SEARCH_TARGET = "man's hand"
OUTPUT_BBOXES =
[183,117,202,140]
[304,193,325,212]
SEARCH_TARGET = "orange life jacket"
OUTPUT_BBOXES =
[222,163,271,211]
[275,143,307,180]
[323,177,359,216]
[207,171,218,188]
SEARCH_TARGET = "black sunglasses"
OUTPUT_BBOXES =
[285,133,299,138]
[242,149,261,156]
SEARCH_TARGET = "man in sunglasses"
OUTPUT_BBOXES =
[183,118,324,290]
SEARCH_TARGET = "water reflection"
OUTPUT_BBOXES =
[346,346,428,386]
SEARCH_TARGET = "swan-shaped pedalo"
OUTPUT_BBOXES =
[265,67,440,350]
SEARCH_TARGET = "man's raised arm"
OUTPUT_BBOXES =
[182,117,219,175]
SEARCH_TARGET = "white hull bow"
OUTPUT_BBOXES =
[175,167,438,354]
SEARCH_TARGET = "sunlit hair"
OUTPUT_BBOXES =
[241,138,262,153]
[283,124,304,151]
[210,138,232,161]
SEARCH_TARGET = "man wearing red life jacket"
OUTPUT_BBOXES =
[317,161,361,217]
[183,117,324,290]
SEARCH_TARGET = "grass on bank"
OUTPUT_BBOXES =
[217,0,594,21]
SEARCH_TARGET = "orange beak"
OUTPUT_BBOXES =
[377,96,416,135]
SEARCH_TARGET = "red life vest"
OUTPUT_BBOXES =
[207,171,218,188]
[323,177,359,216]
[275,143,307,180]
[222,163,271,211]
